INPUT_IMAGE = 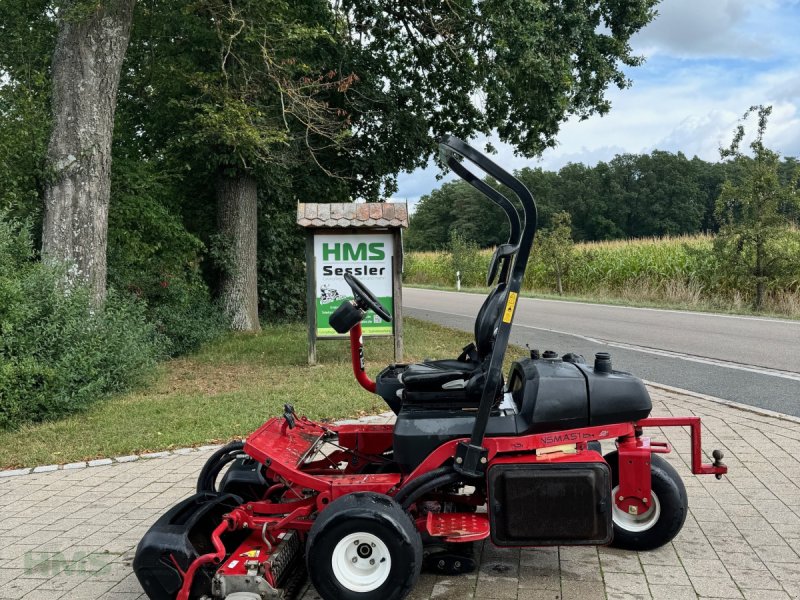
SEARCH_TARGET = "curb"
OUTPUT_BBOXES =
[643,380,800,426]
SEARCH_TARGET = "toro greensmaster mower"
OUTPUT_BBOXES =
[134,136,727,600]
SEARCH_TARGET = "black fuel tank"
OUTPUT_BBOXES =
[509,357,652,434]
[509,359,589,433]
[577,364,652,425]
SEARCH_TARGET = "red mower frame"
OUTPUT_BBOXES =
[172,324,727,600]
[136,135,729,600]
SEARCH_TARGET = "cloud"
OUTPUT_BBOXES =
[632,0,775,59]
[391,1,800,202]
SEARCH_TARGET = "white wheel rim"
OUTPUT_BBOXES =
[331,532,392,592]
[611,486,662,533]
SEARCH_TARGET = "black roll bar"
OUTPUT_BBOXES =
[446,157,522,249]
[438,135,538,478]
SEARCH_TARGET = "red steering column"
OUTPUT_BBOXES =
[350,322,376,393]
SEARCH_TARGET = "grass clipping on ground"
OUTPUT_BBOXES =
[0,318,476,468]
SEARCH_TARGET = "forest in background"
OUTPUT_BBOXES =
[406,150,800,250]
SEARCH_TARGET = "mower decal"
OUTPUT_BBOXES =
[502,291,518,323]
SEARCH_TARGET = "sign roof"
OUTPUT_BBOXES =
[296,202,408,229]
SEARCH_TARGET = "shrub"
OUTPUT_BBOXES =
[0,214,162,429]
[145,276,226,357]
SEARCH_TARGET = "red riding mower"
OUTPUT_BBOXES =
[134,136,728,600]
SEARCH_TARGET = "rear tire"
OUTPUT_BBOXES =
[306,493,422,600]
[604,451,688,551]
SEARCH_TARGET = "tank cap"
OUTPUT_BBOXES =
[542,350,559,359]
[594,352,612,373]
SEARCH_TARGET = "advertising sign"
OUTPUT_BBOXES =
[313,232,394,336]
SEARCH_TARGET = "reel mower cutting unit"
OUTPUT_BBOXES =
[134,136,728,600]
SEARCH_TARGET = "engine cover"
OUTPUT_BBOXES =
[488,456,612,546]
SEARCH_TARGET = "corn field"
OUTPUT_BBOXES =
[404,234,800,317]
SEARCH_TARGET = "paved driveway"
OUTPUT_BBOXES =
[1,387,799,599]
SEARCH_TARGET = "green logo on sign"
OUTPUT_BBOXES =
[322,242,385,261]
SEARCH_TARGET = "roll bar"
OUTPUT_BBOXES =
[445,158,522,249]
[438,135,538,478]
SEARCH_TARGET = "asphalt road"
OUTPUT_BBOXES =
[403,287,800,417]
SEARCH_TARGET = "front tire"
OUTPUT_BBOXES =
[307,492,423,600]
[604,451,688,551]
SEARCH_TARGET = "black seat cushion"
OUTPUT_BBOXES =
[401,362,476,392]
[423,358,480,371]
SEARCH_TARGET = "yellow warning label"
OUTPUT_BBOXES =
[502,291,518,323]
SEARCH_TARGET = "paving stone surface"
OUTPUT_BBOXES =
[1,387,799,599]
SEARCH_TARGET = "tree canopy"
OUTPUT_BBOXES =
[1,0,662,322]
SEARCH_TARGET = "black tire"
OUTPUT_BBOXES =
[604,450,688,551]
[196,441,244,493]
[306,492,423,600]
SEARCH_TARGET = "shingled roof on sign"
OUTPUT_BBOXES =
[297,202,409,229]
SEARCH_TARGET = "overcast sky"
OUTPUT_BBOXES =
[391,0,800,208]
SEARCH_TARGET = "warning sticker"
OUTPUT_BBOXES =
[502,291,518,323]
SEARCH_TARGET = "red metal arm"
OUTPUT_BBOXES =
[177,519,231,600]
[350,323,376,393]
[637,416,727,477]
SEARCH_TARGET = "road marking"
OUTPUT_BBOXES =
[406,307,800,382]
[406,288,800,325]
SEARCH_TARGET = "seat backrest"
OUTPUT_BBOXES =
[474,283,507,360]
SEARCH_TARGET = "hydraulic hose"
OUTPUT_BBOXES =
[394,466,455,505]
[400,472,463,510]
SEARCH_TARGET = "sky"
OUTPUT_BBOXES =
[391,0,800,209]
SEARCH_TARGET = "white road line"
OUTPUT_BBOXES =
[406,307,800,382]
[406,287,800,325]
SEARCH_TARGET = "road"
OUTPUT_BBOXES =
[403,287,800,417]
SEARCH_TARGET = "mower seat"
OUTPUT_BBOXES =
[401,362,488,407]
[401,361,477,391]
[400,282,506,397]
[375,283,506,411]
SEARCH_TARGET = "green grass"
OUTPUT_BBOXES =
[0,318,475,469]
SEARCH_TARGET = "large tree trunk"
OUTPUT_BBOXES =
[42,0,136,303]
[217,174,261,332]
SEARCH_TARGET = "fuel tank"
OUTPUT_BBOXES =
[508,356,652,433]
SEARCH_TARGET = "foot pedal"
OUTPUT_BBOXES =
[425,512,490,542]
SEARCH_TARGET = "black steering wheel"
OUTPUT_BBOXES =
[343,273,392,322]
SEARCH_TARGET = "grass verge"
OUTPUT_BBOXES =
[0,318,475,469]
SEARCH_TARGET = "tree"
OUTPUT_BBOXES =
[0,0,56,226]
[714,105,800,310]
[118,0,355,331]
[536,211,574,295]
[41,0,137,303]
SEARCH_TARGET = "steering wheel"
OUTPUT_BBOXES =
[343,273,393,322]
